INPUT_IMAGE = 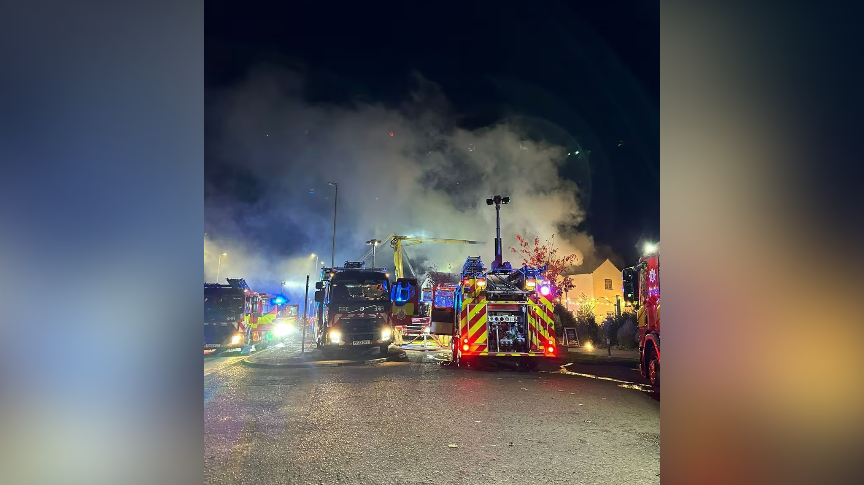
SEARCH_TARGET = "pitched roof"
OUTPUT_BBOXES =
[566,258,614,275]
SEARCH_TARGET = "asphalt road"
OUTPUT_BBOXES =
[204,352,660,485]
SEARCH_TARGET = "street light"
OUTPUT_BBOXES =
[216,253,227,283]
[311,253,319,277]
[328,182,338,267]
[366,239,382,267]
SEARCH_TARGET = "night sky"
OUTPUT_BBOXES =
[206,0,658,273]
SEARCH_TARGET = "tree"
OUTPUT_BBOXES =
[510,234,581,298]
[616,320,638,350]
[604,311,636,347]
[573,294,599,345]
[553,303,577,328]
[553,303,577,345]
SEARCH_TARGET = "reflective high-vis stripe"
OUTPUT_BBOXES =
[465,302,487,353]
[455,290,557,357]
[459,294,474,342]
[477,352,543,357]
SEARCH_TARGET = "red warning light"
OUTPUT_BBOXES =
[390,132,394,137]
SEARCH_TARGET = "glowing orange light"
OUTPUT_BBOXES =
[462,344,469,351]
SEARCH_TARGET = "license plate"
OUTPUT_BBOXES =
[204,344,221,348]
[352,340,371,345]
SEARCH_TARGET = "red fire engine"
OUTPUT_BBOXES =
[204,278,273,353]
[314,262,393,357]
[446,196,558,370]
[623,242,660,391]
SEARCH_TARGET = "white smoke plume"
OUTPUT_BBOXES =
[205,68,601,295]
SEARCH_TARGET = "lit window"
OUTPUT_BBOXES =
[604,279,613,290]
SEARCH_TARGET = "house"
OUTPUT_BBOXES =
[559,258,624,323]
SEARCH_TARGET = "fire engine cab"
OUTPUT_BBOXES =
[314,262,393,357]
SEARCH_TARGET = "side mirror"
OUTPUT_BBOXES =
[314,290,324,303]
[315,281,324,290]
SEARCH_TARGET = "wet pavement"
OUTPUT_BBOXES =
[204,350,660,484]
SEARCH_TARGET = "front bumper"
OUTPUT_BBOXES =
[204,342,242,350]
[323,337,392,348]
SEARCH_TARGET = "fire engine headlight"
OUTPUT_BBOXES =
[230,334,243,345]
[381,328,392,341]
[274,322,294,337]
[328,331,342,344]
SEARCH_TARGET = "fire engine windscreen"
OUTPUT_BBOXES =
[329,272,390,303]
[204,287,244,323]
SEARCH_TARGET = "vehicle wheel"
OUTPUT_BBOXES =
[380,343,390,356]
[647,354,660,392]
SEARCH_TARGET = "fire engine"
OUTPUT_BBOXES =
[387,235,479,337]
[314,261,393,357]
[422,271,460,337]
[261,302,301,341]
[623,242,660,391]
[447,196,558,369]
[204,278,273,353]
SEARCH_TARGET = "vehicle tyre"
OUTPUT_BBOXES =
[647,352,660,392]
[380,343,390,356]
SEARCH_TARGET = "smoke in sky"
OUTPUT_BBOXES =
[205,68,603,295]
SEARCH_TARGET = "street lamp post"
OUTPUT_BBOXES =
[328,182,338,267]
[216,252,227,283]
[366,239,382,267]
[301,274,310,354]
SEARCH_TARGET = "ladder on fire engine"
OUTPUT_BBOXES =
[396,331,450,350]
[393,319,451,350]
